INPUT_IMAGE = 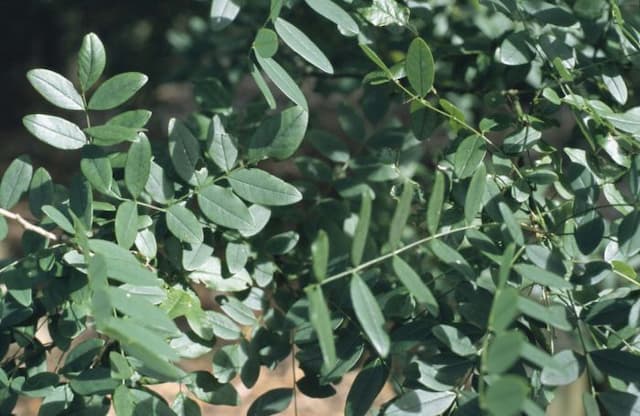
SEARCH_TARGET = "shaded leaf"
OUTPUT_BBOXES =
[405,37,434,97]
[351,273,389,357]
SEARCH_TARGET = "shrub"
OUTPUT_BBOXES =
[1,0,640,415]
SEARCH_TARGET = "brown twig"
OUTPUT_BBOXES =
[0,207,57,241]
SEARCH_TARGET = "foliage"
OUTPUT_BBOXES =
[1,0,640,415]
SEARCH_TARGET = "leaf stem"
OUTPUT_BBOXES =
[0,207,57,240]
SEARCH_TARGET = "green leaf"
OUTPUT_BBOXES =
[513,264,572,289]
[88,72,148,110]
[384,390,456,416]
[228,168,302,206]
[541,350,584,386]
[361,0,410,27]
[207,115,237,172]
[108,286,179,335]
[360,44,392,76]
[250,63,276,110]
[254,28,279,58]
[168,118,200,184]
[590,349,640,383]
[69,368,119,395]
[274,18,334,74]
[603,73,628,105]
[307,129,350,163]
[352,192,372,266]
[125,135,151,199]
[115,201,138,249]
[29,167,53,218]
[166,204,203,244]
[489,287,520,332]
[304,0,359,36]
[80,145,112,194]
[306,285,336,367]
[70,175,92,229]
[582,393,600,416]
[42,205,74,234]
[618,211,640,257]
[248,388,293,416]
[23,114,87,150]
[112,385,135,416]
[498,202,524,246]
[77,33,106,91]
[249,106,309,161]
[239,204,272,238]
[429,240,474,279]
[219,295,256,325]
[351,273,390,357]
[604,108,640,134]
[107,109,153,128]
[0,155,32,209]
[188,371,238,405]
[392,256,439,316]
[611,260,637,282]
[197,184,254,230]
[598,391,640,416]
[85,124,139,146]
[486,331,524,373]
[26,69,84,110]
[145,161,175,204]
[464,163,486,224]
[499,31,533,66]
[426,171,445,234]
[432,325,476,356]
[517,297,572,331]
[61,338,105,374]
[312,230,329,282]
[454,135,486,179]
[389,181,414,248]
[255,54,308,111]
[405,37,434,97]
[89,239,161,286]
[265,231,299,255]
[484,375,528,416]
[345,359,388,416]
[210,0,241,31]
[270,0,283,20]
[172,393,202,416]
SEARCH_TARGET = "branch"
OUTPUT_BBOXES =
[0,207,57,241]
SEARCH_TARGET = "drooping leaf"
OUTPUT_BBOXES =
[77,33,106,91]
[115,201,138,249]
[125,135,152,199]
[227,168,302,206]
[306,285,337,367]
[250,63,277,110]
[304,0,359,36]
[23,114,87,150]
[255,54,308,111]
[0,155,33,210]
[249,106,309,161]
[274,18,334,74]
[27,69,84,110]
[351,273,389,357]
[166,204,203,244]
[88,72,148,110]
[253,28,279,58]
[405,37,434,97]
[197,184,254,230]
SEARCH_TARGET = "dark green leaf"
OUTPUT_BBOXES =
[306,129,350,163]
[517,297,572,331]
[28,167,53,217]
[168,119,200,184]
[42,205,74,234]
[429,240,474,279]
[80,145,112,194]
[388,181,414,248]
[352,192,372,266]
[197,184,254,230]
[432,325,476,356]
[499,31,533,66]
[590,349,640,383]
[351,273,389,357]
[207,115,237,172]
[0,155,32,209]
[250,63,276,110]
[115,201,138,249]
[405,37,434,97]
[392,256,438,316]
[77,33,106,91]
[125,135,152,198]
[249,106,309,161]
[256,54,308,111]
[486,331,524,373]
[166,204,203,244]
[498,202,524,246]
[274,18,333,73]
[62,338,105,374]
[306,285,336,367]
[228,168,302,206]
[426,171,445,234]
[598,391,640,416]
[454,135,486,179]
[88,72,148,110]
[345,359,388,416]
[23,114,87,150]
[85,124,139,146]
[464,163,486,223]
[619,211,640,258]
[248,388,293,416]
[27,69,84,110]
[312,230,329,282]
[384,390,456,416]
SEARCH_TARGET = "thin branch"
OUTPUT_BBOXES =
[0,207,57,241]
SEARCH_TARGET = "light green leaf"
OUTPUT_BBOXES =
[360,44,392,76]
[219,295,256,325]
[255,54,308,111]
[172,393,202,416]
[426,171,445,235]
[249,106,309,161]
[388,181,414,248]
[27,69,84,110]
[432,325,476,356]
[351,273,389,357]
[85,124,139,146]
[77,33,106,91]
[345,359,388,416]
[238,204,272,238]
[513,264,572,289]
[0,155,33,210]
[29,167,53,217]
[429,240,474,279]
[115,201,138,249]
[405,37,434,97]
[306,285,336,367]
[611,260,637,281]
[42,205,74,234]
[274,18,334,74]
[197,184,254,230]
[80,146,112,194]
[604,107,640,134]
[541,350,584,386]
[498,202,524,246]
[107,109,152,128]
[228,168,302,206]
[89,239,161,286]
[312,230,329,282]
[135,229,157,259]
[88,72,148,110]
[166,204,203,244]
[454,135,486,179]
[145,161,175,204]
[207,115,237,172]
[107,286,179,335]
[304,0,359,36]
[603,73,628,105]
[361,0,410,27]
[464,163,486,224]
[351,192,372,266]
[168,118,200,184]
[250,63,277,110]
[254,28,279,58]
[125,135,151,198]
[384,390,456,415]
[248,388,293,416]
[486,331,524,373]
[485,376,528,416]
[23,114,87,150]
[517,297,572,331]
[392,256,439,316]
[210,0,242,31]
[499,31,533,66]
